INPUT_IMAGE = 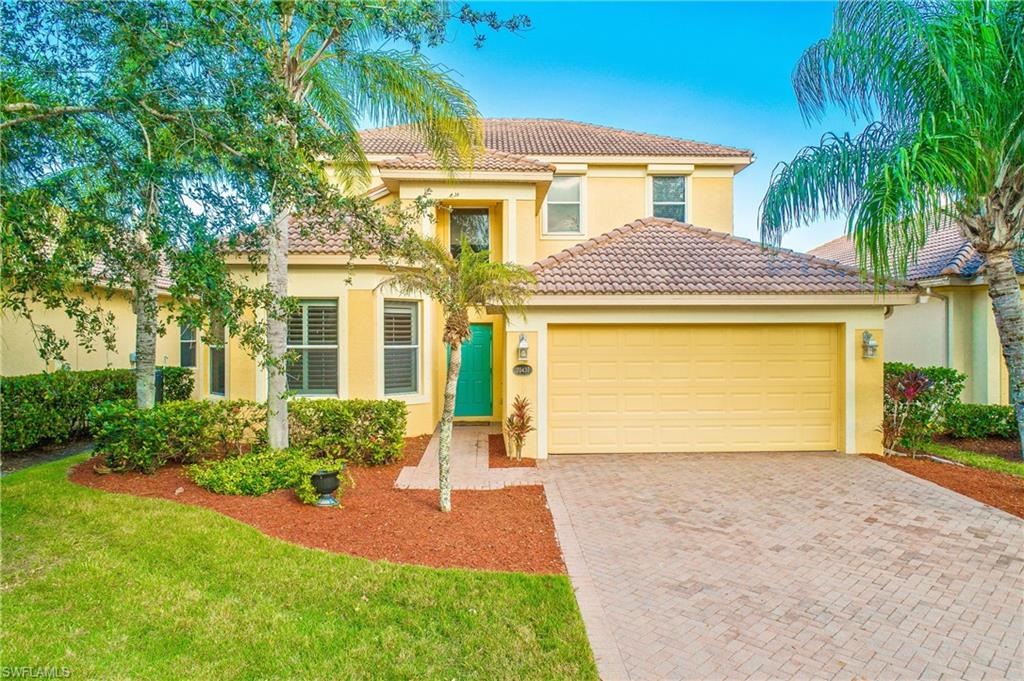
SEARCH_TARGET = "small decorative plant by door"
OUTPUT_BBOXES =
[504,395,535,461]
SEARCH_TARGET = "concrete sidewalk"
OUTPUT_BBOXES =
[394,424,542,490]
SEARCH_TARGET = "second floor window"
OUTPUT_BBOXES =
[652,175,686,221]
[286,300,338,395]
[449,208,489,257]
[546,175,582,234]
[180,325,196,368]
[384,301,419,395]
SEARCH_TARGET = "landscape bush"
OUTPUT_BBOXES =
[289,398,407,465]
[1,367,194,453]
[89,399,263,473]
[882,362,966,452]
[944,403,1017,439]
[187,448,348,504]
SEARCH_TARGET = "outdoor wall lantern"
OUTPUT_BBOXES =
[129,351,137,368]
[862,331,879,359]
[517,334,529,362]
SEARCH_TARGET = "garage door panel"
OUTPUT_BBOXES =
[548,324,840,454]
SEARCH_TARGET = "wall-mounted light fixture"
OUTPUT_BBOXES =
[862,331,879,359]
[517,334,529,362]
[129,351,137,368]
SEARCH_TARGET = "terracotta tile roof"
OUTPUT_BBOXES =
[808,216,1024,281]
[529,218,899,295]
[361,118,751,158]
[376,149,554,173]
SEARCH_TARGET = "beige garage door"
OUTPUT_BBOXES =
[548,324,840,453]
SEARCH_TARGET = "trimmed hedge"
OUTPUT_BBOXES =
[90,399,264,473]
[89,397,407,474]
[1,367,194,453]
[944,403,1017,439]
[289,398,407,465]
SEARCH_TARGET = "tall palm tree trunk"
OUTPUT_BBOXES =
[438,341,461,512]
[133,267,159,409]
[984,248,1024,457]
[266,206,290,449]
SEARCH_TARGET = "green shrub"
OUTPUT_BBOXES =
[2,369,134,452]
[882,362,967,451]
[89,399,264,473]
[289,398,407,465]
[90,400,171,474]
[187,448,347,505]
[1,367,195,453]
[944,403,1018,439]
[161,367,194,401]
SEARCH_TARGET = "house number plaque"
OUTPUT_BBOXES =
[512,364,533,376]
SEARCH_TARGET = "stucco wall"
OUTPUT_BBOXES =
[2,289,183,377]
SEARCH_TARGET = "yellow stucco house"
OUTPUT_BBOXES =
[1,273,191,377]
[810,217,1014,405]
[3,119,918,456]
[186,119,914,458]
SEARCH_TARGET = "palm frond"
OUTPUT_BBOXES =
[338,50,482,171]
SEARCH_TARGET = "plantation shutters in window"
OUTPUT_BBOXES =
[384,301,419,395]
[287,300,339,394]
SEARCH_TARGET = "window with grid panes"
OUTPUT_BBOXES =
[383,301,419,394]
[286,300,339,394]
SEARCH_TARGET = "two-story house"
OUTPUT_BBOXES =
[183,119,917,457]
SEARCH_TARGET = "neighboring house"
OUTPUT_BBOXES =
[809,217,1017,405]
[194,118,914,457]
[1,268,194,380]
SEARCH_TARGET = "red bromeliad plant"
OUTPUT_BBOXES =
[504,395,535,461]
[882,370,935,455]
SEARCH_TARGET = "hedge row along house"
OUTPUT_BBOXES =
[5,119,924,457]
[810,219,1018,407]
[1,265,200,399]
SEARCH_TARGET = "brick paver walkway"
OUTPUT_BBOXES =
[394,424,541,490]
[545,453,1024,681]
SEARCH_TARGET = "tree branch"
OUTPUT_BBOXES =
[0,104,104,130]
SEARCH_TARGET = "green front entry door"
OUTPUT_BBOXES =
[454,324,492,417]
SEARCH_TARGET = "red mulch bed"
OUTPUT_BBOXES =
[69,435,564,574]
[867,454,1024,519]
[488,433,535,468]
[933,434,1021,461]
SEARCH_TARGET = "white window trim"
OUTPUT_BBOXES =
[541,173,587,239]
[645,173,692,223]
[377,295,431,404]
[286,299,341,397]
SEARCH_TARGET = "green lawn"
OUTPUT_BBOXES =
[1,455,597,680]
[920,441,1024,478]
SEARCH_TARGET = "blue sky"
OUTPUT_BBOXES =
[421,1,859,251]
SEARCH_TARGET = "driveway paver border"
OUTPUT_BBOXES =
[545,479,629,681]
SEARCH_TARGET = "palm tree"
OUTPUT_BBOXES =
[760,1,1024,453]
[245,4,482,449]
[381,237,534,512]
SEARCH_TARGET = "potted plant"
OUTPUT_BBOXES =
[503,395,535,461]
[310,467,343,507]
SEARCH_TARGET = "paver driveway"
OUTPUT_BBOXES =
[544,453,1023,681]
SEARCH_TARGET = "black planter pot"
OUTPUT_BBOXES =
[311,469,342,507]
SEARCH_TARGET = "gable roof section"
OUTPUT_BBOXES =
[808,216,1024,281]
[376,149,554,173]
[361,118,751,159]
[530,218,899,295]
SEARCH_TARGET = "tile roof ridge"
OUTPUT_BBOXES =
[809,234,853,253]
[941,241,978,276]
[646,217,897,283]
[528,219,649,272]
